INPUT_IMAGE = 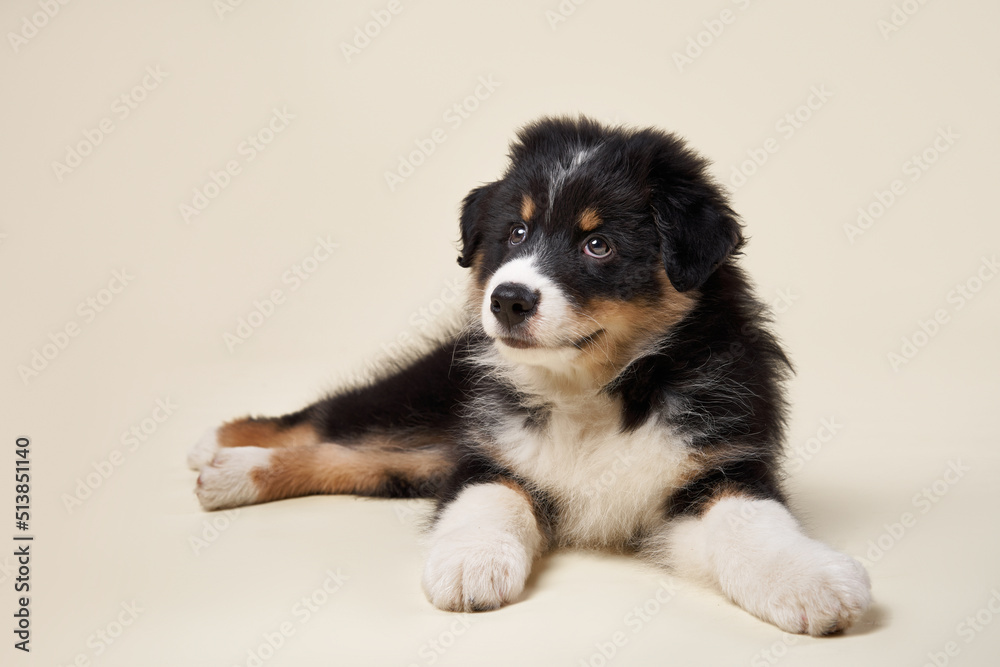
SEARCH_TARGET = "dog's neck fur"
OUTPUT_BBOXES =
[482,337,664,417]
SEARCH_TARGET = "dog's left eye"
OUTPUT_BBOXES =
[509,223,528,245]
[584,236,612,258]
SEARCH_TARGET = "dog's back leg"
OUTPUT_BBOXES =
[186,416,320,470]
[194,433,454,511]
[190,338,471,510]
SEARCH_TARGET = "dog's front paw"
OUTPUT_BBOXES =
[422,532,533,612]
[195,446,271,510]
[731,541,871,636]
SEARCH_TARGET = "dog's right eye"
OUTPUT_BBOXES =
[509,223,528,245]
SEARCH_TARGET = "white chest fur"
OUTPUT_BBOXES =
[490,395,696,549]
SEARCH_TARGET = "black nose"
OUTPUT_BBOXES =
[490,282,538,328]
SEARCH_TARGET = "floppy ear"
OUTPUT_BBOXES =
[457,182,497,268]
[648,144,743,292]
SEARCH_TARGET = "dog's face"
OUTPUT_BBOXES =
[458,118,742,376]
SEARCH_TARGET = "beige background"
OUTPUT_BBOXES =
[2,0,999,665]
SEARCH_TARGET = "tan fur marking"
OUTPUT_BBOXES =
[672,443,775,515]
[561,272,697,385]
[578,207,601,231]
[521,194,535,221]
[693,482,763,516]
[250,438,451,501]
[218,419,319,450]
[495,476,534,505]
[467,256,488,309]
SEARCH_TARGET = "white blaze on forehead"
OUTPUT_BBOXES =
[547,144,601,220]
[484,255,545,297]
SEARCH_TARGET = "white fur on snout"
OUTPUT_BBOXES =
[481,255,580,364]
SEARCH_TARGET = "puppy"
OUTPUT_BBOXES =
[189,116,871,635]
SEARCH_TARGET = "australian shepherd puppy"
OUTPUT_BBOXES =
[189,117,871,635]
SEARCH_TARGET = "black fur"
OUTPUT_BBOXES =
[305,342,473,445]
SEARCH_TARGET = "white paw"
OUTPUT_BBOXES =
[188,427,221,470]
[422,531,533,612]
[730,540,871,635]
[195,446,271,511]
[670,498,873,635]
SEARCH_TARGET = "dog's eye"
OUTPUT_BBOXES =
[584,236,612,258]
[509,223,528,245]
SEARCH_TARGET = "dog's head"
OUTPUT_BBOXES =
[458,117,741,378]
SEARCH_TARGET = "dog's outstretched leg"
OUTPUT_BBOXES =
[189,339,472,510]
[193,434,453,511]
[186,418,318,471]
[647,494,871,635]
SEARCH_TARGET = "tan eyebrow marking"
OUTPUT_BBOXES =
[521,194,535,221]
[578,207,601,231]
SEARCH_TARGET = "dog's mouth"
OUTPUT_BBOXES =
[497,336,535,349]
[496,329,605,351]
[570,329,605,349]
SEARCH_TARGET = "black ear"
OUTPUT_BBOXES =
[648,141,743,292]
[457,182,497,268]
